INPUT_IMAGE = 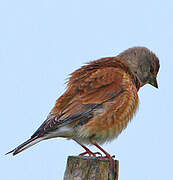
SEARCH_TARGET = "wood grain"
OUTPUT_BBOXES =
[64,156,119,180]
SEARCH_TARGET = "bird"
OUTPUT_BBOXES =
[6,47,160,164]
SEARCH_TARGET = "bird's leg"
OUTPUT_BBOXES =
[73,139,102,157]
[90,141,115,173]
[92,142,115,159]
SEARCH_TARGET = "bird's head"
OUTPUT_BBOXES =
[118,47,160,88]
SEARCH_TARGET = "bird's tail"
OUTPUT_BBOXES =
[6,136,43,156]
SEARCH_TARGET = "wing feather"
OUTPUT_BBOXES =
[32,58,138,138]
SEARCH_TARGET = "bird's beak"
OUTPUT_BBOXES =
[148,76,158,88]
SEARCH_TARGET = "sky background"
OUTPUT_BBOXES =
[0,0,172,179]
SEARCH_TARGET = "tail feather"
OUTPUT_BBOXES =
[6,136,43,156]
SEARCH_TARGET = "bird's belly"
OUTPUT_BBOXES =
[76,115,131,145]
[91,116,130,144]
[76,89,139,145]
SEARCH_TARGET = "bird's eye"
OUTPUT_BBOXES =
[150,65,154,73]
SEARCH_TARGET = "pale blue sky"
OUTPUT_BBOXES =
[0,0,172,179]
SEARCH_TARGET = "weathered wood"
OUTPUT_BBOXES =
[64,156,119,180]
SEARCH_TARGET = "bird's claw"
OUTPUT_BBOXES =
[79,151,102,157]
[112,155,115,159]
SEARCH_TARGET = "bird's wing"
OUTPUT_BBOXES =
[7,57,140,156]
[31,59,138,138]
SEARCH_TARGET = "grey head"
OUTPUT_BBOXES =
[118,47,160,88]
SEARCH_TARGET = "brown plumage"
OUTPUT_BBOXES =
[6,47,160,161]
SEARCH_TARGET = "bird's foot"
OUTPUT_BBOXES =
[98,154,115,159]
[98,153,115,174]
[90,141,116,174]
[79,151,102,157]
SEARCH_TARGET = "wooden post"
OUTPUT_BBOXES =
[64,156,119,180]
